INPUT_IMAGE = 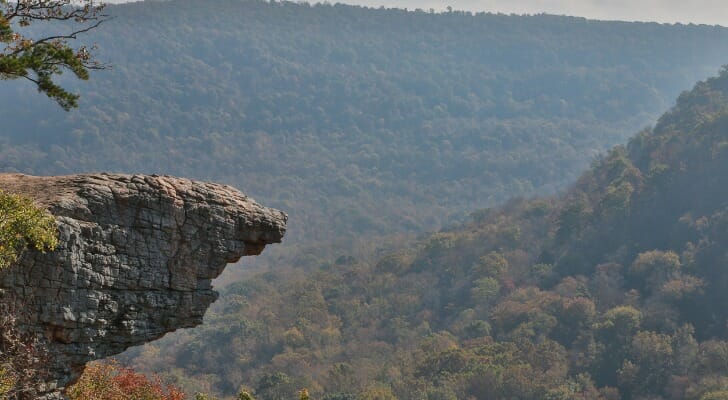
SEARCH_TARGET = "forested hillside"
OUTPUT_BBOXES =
[7,2,728,397]
[2,0,728,255]
[125,68,728,400]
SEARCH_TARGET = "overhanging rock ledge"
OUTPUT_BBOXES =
[0,173,287,398]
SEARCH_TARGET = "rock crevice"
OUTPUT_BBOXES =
[0,173,287,397]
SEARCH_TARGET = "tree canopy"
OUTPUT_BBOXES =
[121,69,728,400]
[2,0,728,266]
[0,0,106,109]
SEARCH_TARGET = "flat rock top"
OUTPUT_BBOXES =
[0,173,255,209]
[0,173,287,246]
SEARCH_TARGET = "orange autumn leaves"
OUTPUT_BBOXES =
[67,361,184,400]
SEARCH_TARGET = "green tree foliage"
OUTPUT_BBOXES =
[0,191,57,397]
[0,0,106,110]
[3,0,728,265]
[238,391,255,400]
[595,306,642,338]
[0,190,58,270]
[119,69,728,400]
[6,2,728,399]
[629,250,681,290]
[0,364,14,398]
[701,392,728,400]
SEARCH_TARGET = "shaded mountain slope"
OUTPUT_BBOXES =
[127,69,728,400]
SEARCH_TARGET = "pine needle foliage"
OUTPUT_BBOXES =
[0,0,106,109]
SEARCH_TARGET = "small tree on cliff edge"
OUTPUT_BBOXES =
[0,0,107,110]
[0,190,58,271]
[0,192,57,398]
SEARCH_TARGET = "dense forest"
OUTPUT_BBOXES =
[2,0,728,261]
[6,1,728,398]
[122,68,728,400]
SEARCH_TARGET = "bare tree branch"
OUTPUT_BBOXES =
[9,17,107,55]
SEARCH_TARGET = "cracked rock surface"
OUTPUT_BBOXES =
[0,173,287,398]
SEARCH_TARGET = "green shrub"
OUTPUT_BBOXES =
[0,190,58,270]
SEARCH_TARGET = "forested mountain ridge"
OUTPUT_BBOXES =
[3,0,728,255]
[7,2,728,396]
[127,69,728,400]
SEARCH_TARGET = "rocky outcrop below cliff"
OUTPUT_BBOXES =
[0,173,287,398]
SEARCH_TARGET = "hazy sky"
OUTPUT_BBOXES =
[339,0,728,25]
[103,0,728,26]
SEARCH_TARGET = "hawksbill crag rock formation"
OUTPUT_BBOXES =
[0,173,287,398]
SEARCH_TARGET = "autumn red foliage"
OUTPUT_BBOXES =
[67,360,184,400]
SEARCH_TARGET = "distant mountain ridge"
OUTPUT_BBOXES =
[3,0,728,257]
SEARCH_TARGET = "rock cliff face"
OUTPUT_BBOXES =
[0,173,287,398]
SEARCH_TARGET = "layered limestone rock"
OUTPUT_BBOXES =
[0,173,287,398]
